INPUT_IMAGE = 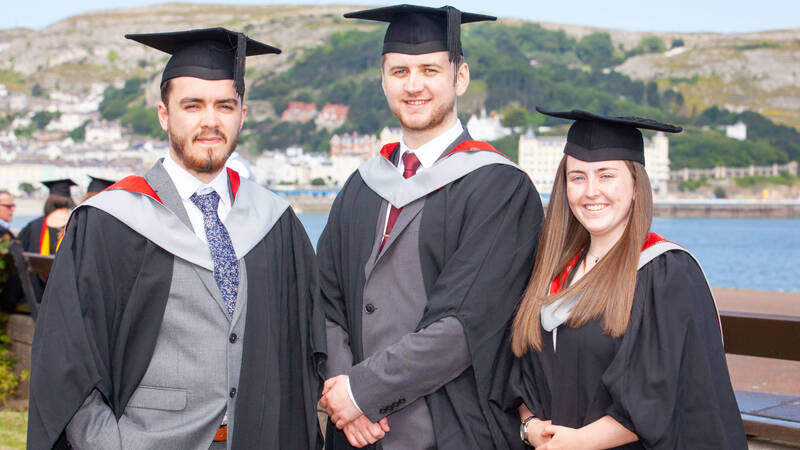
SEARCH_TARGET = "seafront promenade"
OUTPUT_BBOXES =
[715,287,800,397]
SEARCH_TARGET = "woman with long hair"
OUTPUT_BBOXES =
[498,108,746,449]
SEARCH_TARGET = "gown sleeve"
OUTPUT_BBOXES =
[601,250,747,449]
[491,341,545,420]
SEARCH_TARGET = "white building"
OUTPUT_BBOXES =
[8,93,29,111]
[46,113,91,132]
[0,162,137,197]
[719,121,747,141]
[466,109,511,141]
[85,121,123,143]
[0,84,7,97]
[518,130,671,197]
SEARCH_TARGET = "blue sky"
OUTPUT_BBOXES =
[3,0,799,33]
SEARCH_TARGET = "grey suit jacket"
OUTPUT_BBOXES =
[324,138,472,450]
[66,162,249,450]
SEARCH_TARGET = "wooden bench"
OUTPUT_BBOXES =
[8,239,54,321]
[720,310,800,445]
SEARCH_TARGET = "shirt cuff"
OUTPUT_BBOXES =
[346,378,364,414]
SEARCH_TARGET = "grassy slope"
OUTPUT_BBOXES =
[0,409,26,450]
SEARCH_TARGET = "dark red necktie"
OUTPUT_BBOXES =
[380,151,421,251]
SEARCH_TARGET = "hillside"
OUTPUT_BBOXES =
[1,4,799,129]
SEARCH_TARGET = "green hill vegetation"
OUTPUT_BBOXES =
[101,22,800,169]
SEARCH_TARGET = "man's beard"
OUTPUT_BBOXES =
[169,127,238,174]
[395,94,456,132]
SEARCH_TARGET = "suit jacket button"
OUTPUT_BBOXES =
[230,388,237,398]
[365,304,376,314]
[229,333,238,343]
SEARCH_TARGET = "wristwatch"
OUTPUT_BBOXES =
[520,415,536,447]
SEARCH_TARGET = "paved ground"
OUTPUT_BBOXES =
[714,287,800,397]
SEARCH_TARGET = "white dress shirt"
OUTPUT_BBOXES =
[162,154,232,243]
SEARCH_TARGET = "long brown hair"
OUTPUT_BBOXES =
[511,156,653,355]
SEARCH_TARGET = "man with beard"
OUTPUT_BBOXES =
[28,28,325,450]
[318,5,544,449]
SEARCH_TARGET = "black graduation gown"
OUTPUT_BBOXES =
[27,205,326,450]
[17,215,60,254]
[496,250,747,449]
[17,215,59,302]
[0,226,24,311]
[318,146,544,449]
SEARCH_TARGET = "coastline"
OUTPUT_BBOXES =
[13,193,800,218]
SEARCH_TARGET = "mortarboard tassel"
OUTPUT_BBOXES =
[445,6,461,63]
[233,33,247,97]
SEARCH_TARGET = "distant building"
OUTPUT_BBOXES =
[46,113,91,132]
[316,103,349,130]
[85,121,122,143]
[518,130,671,196]
[719,121,747,141]
[671,161,798,181]
[280,101,318,123]
[379,127,402,147]
[0,84,7,97]
[466,109,511,141]
[329,132,379,159]
[8,93,28,111]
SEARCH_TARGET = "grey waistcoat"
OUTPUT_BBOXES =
[115,164,248,450]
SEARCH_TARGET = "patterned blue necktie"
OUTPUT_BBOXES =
[190,190,239,317]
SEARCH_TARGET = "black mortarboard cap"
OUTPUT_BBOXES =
[87,176,116,193]
[125,27,281,97]
[41,179,77,198]
[344,5,495,62]
[536,107,682,165]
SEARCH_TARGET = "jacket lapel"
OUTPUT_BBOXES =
[146,160,228,316]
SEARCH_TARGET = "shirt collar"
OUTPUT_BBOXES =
[0,218,9,229]
[400,119,464,168]
[162,153,231,207]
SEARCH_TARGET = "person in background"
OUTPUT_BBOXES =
[0,190,14,238]
[81,175,117,202]
[318,5,544,449]
[15,179,76,304]
[0,189,24,312]
[17,179,76,256]
[27,27,325,450]
[496,107,746,449]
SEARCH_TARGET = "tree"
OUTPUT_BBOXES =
[502,107,528,129]
[31,83,45,97]
[68,120,90,142]
[18,182,34,197]
[628,36,666,57]
[311,177,326,186]
[645,81,660,108]
[671,38,685,48]
[575,32,616,70]
[31,111,59,130]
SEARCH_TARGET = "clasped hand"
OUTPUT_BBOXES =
[320,375,390,448]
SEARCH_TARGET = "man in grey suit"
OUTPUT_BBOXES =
[318,5,543,450]
[27,28,324,450]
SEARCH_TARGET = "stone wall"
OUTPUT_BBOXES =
[6,313,33,402]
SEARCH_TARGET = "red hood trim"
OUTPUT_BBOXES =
[107,176,163,204]
[443,140,510,160]
[380,143,401,161]
[227,167,241,200]
[550,233,678,295]
[379,140,510,164]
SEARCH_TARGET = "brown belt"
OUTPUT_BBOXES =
[213,425,227,442]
